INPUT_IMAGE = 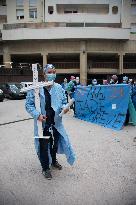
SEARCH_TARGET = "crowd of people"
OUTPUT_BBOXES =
[61,74,136,126]
[61,74,136,105]
[90,75,136,87]
[90,75,136,115]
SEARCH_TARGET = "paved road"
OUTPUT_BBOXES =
[0,99,136,205]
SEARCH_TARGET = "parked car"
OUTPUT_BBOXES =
[0,82,26,99]
[21,82,33,89]
[0,88,4,102]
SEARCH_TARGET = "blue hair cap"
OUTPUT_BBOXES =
[43,64,55,73]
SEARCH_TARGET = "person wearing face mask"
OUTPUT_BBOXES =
[121,76,131,126]
[129,79,136,110]
[61,78,68,102]
[122,76,129,84]
[110,75,118,84]
[66,76,79,115]
[92,79,98,86]
[75,77,80,85]
[25,64,76,180]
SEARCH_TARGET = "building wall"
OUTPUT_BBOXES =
[4,0,136,31]
[1,40,114,53]
[2,27,130,41]
[6,0,43,23]
[44,0,122,23]
[0,0,136,84]
[121,0,136,31]
[2,39,136,55]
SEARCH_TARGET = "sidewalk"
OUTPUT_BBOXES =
[0,100,136,205]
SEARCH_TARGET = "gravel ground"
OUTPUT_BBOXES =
[0,99,136,205]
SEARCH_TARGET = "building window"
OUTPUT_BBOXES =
[16,0,24,7]
[16,9,24,19]
[48,6,54,14]
[29,0,37,7]
[64,10,78,14]
[112,6,118,14]
[131,4,136,15]
[131,23,136,32]
[29,8,37,18]
[64,10,72,13]
[0,0,6,6]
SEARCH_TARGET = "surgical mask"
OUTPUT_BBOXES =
[46,73,56,81]
[123,81,127,84]
[93,82,97,85]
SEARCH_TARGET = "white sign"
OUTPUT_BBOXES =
[112,104,116,110]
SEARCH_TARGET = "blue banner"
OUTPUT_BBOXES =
[74,84,130,130]
[132,86,136,110]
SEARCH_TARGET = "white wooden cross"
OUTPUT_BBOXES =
[21,63,53,138]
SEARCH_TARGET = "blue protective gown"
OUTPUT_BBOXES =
[25,83,76,165]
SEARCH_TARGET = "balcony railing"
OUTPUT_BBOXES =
[0,67,43,75]
[0,62,136,76]
[3,22,121,30]
[90,62,119,69]
[3,22,64,30]
[51,62,80,69]
[124,62,136,69]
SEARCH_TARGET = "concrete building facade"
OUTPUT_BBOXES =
[0,0,136,84]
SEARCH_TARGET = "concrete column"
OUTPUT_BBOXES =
[42,53,48,67]
[80,41,87,85]
[118,53,124,75]
[3,47,12,68]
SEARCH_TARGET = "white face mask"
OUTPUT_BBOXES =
[110,79,114,84]
[92,80,97,85]
[123,81,127,84]
[93,82,97,85]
